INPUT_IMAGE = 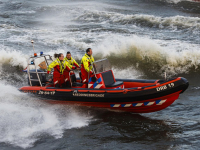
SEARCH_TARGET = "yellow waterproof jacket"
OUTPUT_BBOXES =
[64,57,80,68]
[81,53,95,72]
[47,58,71,74]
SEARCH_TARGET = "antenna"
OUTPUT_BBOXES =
[31,40,35,53]
[31,40,37,57]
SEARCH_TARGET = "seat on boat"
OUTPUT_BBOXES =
[106,81,124,87]
[101,70,123,87]
[70,74,83,87]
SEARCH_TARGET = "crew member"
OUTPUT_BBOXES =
[63,52,80,86]
[81,48,95,83]
[47,53,71,87]
[64,51,80,69]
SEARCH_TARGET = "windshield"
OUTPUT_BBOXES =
[93,58,111,73]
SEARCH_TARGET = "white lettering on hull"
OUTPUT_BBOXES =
[156,83,175,91]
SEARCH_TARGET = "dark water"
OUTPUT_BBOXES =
[0,0,200,149]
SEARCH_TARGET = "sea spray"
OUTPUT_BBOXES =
[93,35,200,77]
[0,82,92,148]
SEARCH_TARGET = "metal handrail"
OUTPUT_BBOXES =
[27,58,32,86]
[27,54,53,87]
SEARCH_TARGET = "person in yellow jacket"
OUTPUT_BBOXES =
[64,51,80,70]
[47,53,72,87]
[81,48,95,83]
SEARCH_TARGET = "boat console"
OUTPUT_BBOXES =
[87,70,124,89]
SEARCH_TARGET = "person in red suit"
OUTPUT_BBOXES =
[63,51,80,86]
[81,48,95,83]
[47,53,71,87]
[64,51,80,69]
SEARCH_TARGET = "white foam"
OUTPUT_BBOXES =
[165,0,183,4]
[166,0,198,4]
[0,46,28,68]
[92,34,200,76]
[112,67,144,79]
[0,82,92,148]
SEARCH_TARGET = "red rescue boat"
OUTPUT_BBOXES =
[19,53,189,113]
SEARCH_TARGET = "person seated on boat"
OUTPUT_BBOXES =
[47,53,71,87]
[81,48,95,83]
[64,51,80,70]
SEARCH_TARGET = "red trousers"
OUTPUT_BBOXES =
[52,65,71,87]
[53,72,65,87]
[63,70,70,83]
[81,68,93,83]
[63,70,75,87]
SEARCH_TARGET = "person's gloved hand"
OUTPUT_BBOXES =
[47,71,50,74]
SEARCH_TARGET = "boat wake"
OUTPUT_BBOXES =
[0,82,92,148]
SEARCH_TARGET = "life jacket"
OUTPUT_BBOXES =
[64,57,80,68]
[47,58,69,74]
[81,53,95,72]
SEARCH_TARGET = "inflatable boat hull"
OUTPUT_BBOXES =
[19,77,189,113]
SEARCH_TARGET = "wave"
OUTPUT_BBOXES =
[154,0,200,13]
[0,46,28,84]
[175,0,200,13]
[0,46,27,68]
[166,0,197,3]
[76,10,200,30]
[142,0,200,14]
[93,35,200,77]
[0,82,92,148]
[1,34,200,79]
[112,67,145,79]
